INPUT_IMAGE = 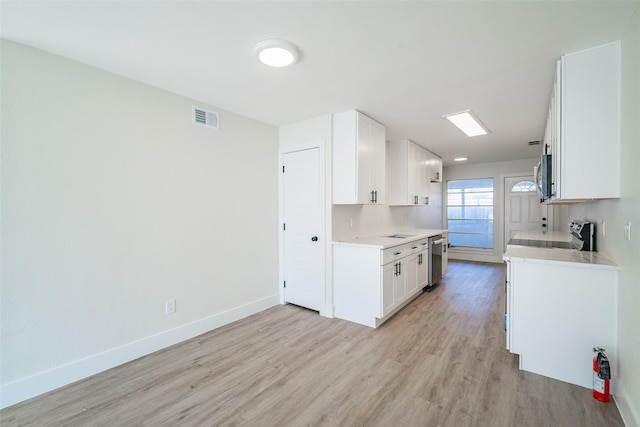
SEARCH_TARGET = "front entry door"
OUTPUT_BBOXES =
[504,175,552,251]
[282,147,323,312]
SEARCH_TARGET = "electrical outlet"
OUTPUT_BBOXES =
[165,299,176,315]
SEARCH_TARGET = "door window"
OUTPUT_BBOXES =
[511,180,536,192]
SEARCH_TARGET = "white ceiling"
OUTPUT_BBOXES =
[1,1,638,165]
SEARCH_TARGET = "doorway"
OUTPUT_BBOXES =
[503,174,553,251]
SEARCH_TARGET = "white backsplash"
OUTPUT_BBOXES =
[332,183,443,240]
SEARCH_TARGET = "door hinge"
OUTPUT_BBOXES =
[282,165,285,173]
[284,281,286,288]
[283,223,286,231]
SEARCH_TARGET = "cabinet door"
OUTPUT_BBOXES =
[407,142,420,205]
[406,253,419,297]
[431,156,443,182]
[369,119,386,204]
[333,110,386,205]
[356,113,373,204]
[382,263,396,317]
[394,261,408,305]
[389,140,430,206]
[442,237,448,274]
[416,249,428,290]
[419,149,430,204]
[505,260,512,351]
[561,41,620,200]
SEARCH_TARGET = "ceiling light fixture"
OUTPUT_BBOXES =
[254,39,299,68]
[443,110,489,137]
[454,157,469,162]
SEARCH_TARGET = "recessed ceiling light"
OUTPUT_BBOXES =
[454,157,469,162]
[443,110,489,137]
[254,39,299,67]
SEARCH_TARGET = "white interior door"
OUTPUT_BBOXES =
[504,175,552,250]
[282,147,323,312]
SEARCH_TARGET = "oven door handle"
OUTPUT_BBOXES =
[431,239,444,245]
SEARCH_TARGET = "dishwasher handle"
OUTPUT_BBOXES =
[431,239,444,245]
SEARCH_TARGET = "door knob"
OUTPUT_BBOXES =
[311,236,318,242]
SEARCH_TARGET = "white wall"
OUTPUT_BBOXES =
[0,40,280,407]
[443,158,540,263]
[565,11,640,425]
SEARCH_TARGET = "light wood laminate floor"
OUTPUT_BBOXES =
[1,261,624,426]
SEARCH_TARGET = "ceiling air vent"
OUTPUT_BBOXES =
[192,106,219,130]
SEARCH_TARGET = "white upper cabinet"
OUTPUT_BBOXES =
[428,152,443,182]
[388,139,431,206]
[545,41,621,201]
[333,110,386,204]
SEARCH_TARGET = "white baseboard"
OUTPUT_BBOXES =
[320,304,334,318]
[448,251,503,264]
[0,294,280,409]
[614,378,640,427]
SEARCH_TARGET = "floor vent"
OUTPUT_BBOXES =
[193,106,219,130]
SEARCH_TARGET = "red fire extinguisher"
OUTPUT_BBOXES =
[593,347,611,402]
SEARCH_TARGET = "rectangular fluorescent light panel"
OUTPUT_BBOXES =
[443,110,489,137]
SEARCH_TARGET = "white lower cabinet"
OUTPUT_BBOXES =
[442,233,448,275]
[382,261,399,317]
[334,240,428,328]
[503,257,618,389]
[406,253,420,297]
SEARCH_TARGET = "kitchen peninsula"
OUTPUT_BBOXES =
[503,231,618,389]
[333,229,447,328]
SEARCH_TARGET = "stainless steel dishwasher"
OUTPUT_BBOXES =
[426,235,443,291]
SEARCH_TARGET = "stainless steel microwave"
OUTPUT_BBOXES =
[535,154,552,199]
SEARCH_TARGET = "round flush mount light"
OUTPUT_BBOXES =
[254,39,299,67]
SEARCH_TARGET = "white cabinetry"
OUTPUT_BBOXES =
[334,240,428,328]
[543,41,620,201]
[388,140,431,206]
[442,233,448,274]
[415,245,429,292]
[504,256,618,389]
[333,110,386,204]
[428,152,443,182]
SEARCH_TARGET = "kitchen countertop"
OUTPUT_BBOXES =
[504,243,618,270]
[512,230,572,242]
[333,228,447,249]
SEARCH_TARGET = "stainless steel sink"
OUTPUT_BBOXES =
[385,234,416,238]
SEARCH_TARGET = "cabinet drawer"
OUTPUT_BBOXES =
[413,239,429,253]
[382,245,409,265]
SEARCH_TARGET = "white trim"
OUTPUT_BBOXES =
[320,304,335,318]
[0,294,279,409]
[278,140,327,313]
[614,378,640,427]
